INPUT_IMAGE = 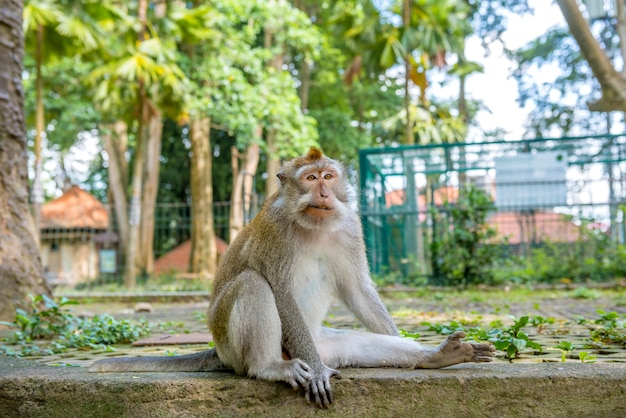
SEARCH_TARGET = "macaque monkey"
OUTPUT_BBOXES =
[90,148,495,407]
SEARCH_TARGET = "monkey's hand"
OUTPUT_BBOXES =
[305,364,341,408]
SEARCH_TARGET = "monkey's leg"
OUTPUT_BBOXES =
[211,271,311,389]
[317,328,494,369]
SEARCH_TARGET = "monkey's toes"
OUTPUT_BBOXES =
[470,342,496,362]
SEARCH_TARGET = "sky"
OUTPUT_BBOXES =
[430,0,566,141]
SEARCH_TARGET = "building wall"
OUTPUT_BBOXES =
[41,239,99,286]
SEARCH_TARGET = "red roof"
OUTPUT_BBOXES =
[154,238,228,274]
[488,211,582,244]
[40,186,108,230]
[386,186,459,208]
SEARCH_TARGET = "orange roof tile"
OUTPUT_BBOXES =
[40,186,108,230]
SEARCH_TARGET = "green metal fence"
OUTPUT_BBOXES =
[359,134,626,283]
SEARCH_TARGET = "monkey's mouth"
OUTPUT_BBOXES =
[308,204,332,211]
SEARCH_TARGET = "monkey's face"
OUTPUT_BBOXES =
[277,149,357,230]
[300,168,339,220]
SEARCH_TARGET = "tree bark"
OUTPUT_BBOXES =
[557,0,626,111]
[229,135,261,242]
[101,121,129,246]
[0,0,52,322]
[403,0,414,144]
[123,109,146,288]
[124,0,151,287]
[189,116,217,280]
[264,29,284,198]
[265,129,280,197]
[138,111,162,275]
[31,23,44,243]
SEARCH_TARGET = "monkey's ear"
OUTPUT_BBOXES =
[277,172,287,185]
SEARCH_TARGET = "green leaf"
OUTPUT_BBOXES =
[512,337,527,352]
[506,345,518,360]
[493,340,509,351]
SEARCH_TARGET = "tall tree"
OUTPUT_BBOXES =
[0,0,51,322]
[557,0,626,112]
[89,0,190,287]
[23,0,102,239]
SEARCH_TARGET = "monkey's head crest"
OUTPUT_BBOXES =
[306,147,323,161]
[276,147,330,187]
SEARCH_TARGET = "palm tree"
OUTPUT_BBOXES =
[23,0,102,240]
[329,0,469,145]
[89,1,190,287]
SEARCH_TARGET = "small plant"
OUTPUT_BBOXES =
[421,320,465,335]
[571,287,600,300]
[421,320,488,342]
[399,329,421,340]
[487,316,542,361]
[0,294,78,342]
[589,310,626,346]
[578,351,597,363]
[554,341,576,362]
[529,315,555,334]
[0,295,150,357]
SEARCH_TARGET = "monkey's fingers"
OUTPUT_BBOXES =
[305,366,338,408]
[289,359,312,390]
[305,376,333,409]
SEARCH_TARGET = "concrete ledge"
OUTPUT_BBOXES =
[1,355,625,417]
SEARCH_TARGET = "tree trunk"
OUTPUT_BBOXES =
[403,0,414,145]
[299,58,312,112]
[557,0,626,111]
[0,0,52,322]
[264,30,284,197]
[124,116,145,288]
[265,129,280,197]
[101,121,129,246]
[138,110,162,275]
[229,135,261,242]
[124,0,150,288]
[189,116,217,280]
[31,23,44,244]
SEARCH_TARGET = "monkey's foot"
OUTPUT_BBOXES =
[419,331,495,369]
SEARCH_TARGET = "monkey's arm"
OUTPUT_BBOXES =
[340,278,399,336]
[273,286,339,408]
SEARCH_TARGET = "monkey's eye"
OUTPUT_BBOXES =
[323,173,332,180]
[306,174,317,181]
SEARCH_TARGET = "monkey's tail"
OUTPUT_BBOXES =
[88,348,229,373]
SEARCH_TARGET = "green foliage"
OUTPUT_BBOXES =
[554,340,576,362]
[578,351,597,364]
[487,316,543,361]
[0,295,149,357]
[528,315,555,334]
[399,329,421,340]
[0,294,77,341]
[571,286,600,300]
[589,310,626,346]
[495,219,625,285]
[510,21,607,136]
[420,320,487,342]
[430,185,502,286]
